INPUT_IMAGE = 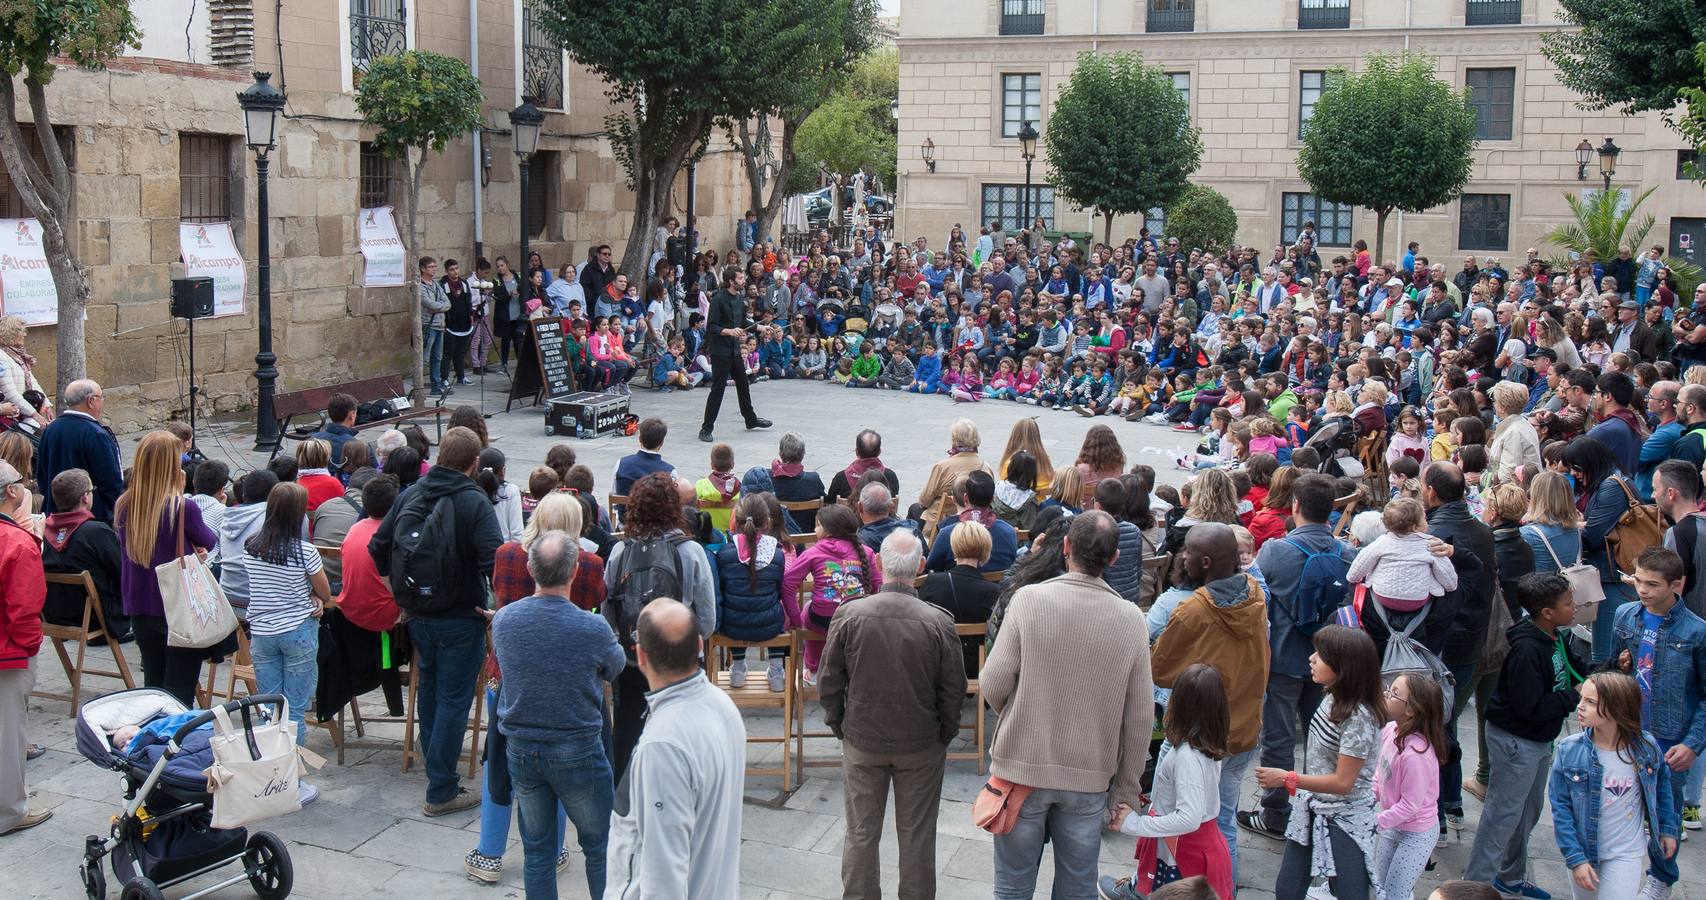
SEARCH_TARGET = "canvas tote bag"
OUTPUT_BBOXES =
[206,699,323,828]
[1528,525,1603,626]
[156,499,237,648]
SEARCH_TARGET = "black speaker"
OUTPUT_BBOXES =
[170,276,215,319]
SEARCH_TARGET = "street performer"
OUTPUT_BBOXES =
[700,265,773,442]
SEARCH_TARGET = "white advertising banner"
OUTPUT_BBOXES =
[0,219,57,326]
[358,206,406,287]
[178,221,246,317]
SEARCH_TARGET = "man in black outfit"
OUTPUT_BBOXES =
[700,265,772,442]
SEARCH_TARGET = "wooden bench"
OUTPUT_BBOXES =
[269,375,449,459]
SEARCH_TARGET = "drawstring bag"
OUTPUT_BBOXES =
[1368,598,1456,712]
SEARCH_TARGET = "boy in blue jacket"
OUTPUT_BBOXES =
[905,342,944,394]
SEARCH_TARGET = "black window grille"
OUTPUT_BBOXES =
[1459,193,1511,252]
[1282,192,1353,246]
[359,142,393,209]
[1465,0,1521,25]
[522,0,565,110]
[1298,0,1350,29]
[350,0,407,75]
[982,184,1054,230]
[999,0,1045,35]
[0,127,69,220]
[180,134,233,224]
[1467,68,1516,140]
[1148,0,1194,32]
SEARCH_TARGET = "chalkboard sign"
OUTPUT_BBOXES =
[506,317,577,411]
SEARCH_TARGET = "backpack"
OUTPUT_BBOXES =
[1605,476,1664,575]
[386,492,461,615]
[355,398,397,426]
[1368,598,1457,712]
[607,535,688,657]
[1279,537,1352,637]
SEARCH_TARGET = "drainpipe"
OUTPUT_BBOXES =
[470,0,484,260]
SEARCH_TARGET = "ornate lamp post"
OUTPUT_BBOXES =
[920,137,936,174]
[1596,137,1621,193]
[509,97,544,280]
[238,72,286,451]
[1575,139,1592,181]
[1018,120,1038,230]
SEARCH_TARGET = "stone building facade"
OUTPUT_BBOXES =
[20,0,755,431]
[894,0,1704,269]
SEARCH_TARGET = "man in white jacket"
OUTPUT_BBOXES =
[605,599,744,900]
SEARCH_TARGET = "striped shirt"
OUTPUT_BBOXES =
[243,538,323,637]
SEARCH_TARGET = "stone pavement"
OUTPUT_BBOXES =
[6,374,1703,898]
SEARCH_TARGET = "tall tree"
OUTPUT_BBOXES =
[731,3,882,244]
[1044,52,1201,246]
[355,50,484,403]
[1681,43,1706,182]
[0,0,140,392]
[1297,53,1477,264]
[1541,0,1706,119]
[1164,185,1238,256]
[537,0,849,278]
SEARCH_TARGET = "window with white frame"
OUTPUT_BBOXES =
[1001,73,1041,138]
[1298,70,1325,139]
[1167,72,1191,108]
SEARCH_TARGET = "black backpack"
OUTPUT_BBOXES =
[386,492,461,615]
[355,399,397,426]
[606,535,688,659]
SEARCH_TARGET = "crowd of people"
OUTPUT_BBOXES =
[1,216,1705,900]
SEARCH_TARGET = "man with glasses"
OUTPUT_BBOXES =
[578,244,616,305]
[1672,384,1706,470]
[38,380,122,520]
[1639,381,1685,500]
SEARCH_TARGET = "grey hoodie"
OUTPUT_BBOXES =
[218,502,269,607]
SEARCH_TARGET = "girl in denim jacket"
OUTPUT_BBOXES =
[1550,672,1680,900]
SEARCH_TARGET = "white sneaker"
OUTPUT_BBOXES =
[1638,876,1674,900]
[802,668,819,688]
[729,658,748,689]
[297,780,320,807]
[767,659,785,693]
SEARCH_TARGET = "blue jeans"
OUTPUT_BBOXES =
[1651,738,1688,886]
[423,325,446,387]
[508,736,613,900]
[408,616,487,805]
[992,786,1106,899]
[1594,580,1636,663]
[475,687,566,859]
[249,616,319,746]
[1439,661,1478,818]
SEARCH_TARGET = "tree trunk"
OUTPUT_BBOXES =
[1101,209,1114,246]
[617,101,709,280]
[0,77,84,394]
[41,222,86,395]
[1373,208,1390,269]
[736,115,800,247]
[406,150,425,405]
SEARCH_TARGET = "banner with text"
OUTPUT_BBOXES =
[358,206,406,287]
[0,219,58,327]
[179,221,247,317]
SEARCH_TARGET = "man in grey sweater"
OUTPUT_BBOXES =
[605,599,744,900]
[418,255,452,393]
[982,511,1154,899]
[490,531,624,900]
[819,531,965,900]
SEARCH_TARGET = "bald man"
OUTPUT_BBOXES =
[606,598,744,900]
[38,379,122,519]
[1148,523,1269,881]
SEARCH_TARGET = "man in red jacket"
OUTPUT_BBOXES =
[0,458,48,835]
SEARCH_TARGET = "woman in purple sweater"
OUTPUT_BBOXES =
[116,431,220,704]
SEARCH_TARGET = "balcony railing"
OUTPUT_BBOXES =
[1465,0,1521,25]
[1147,1,1195,32]
[999,0,1045,35]
[350,0,407,73]
[1298,0,1350,28]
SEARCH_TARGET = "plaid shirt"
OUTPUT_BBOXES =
[485,540,607,683]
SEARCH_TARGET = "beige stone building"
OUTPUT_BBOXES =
[17,0,754,430]
[895,0,1704,271]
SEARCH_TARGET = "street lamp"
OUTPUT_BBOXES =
[237,71,286,451]
[1018,121,1038,231]
[509,97,544,291]
[1575,139,1593,181]
[889,99,899,122]
[920,137,936,174]
[1596,137,1621,192]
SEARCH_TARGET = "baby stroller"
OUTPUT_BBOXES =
[75,689,293,900]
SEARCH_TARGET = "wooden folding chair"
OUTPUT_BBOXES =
[33,572,136,714]
[706,634,796,790]
[780,498,823,532]
[400,645,485,779]
[945,622,989,773]
[607,494,630,531]
[1014,528,1030,544]
[787,577,845,781]
[1333,498,1361,539]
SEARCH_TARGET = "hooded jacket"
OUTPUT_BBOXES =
[1486,618,1584,743]
[217,501,269,606]
[1150,572,1270,753]
[369,465,504,618]
[41,511,124,631]
[0,513,44,669]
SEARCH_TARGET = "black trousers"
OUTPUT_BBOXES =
[700,353,758,432]
[446,332,471,380]
[131,614,216,706]
[611,664,651,784]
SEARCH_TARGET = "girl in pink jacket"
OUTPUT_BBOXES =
[1372,673,1446,900]
[779,504,881,684]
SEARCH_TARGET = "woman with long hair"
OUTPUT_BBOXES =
[465,491,599,883]
[116,431,220,703]
[1519,470,1584,576]
[1075,423,1127,493]
[241,481,330,803]
[1040,464,1084,515]
[1162,469,1242,555]
[988,516,1071,645]
[0,315,50,428]
[1563,436,1637,661]
[999,418,1055,495]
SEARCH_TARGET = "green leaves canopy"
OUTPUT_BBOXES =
[0,0,139,81]
[794,47,897,191]
[1164,185,1238,256]
[1681,43,1706,182]
[1044,52,1201,232]
[1541,0,1706,117]
[354,51,485,159]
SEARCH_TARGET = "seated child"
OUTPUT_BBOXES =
[1074,357,1115,416]
[523,465,559,522]
[1345,497,1458,612]
[694,443,741,532]
[652,337,696,392]
[1387,456,1421,503]
[905,342,943,394]
[946,354,984,403]
[1248,416,1285,456]
[984,357,1020,401]
[877,343,915,390]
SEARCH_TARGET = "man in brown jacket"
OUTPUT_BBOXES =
[981,511,1154,899]
[1150,522,1269,881]
[818,530,966,900]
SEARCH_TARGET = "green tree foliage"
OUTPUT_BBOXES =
[0,0,139,390]
[1043,52,1201,246]
[1541,0,1706,118]
[1164,185,1238,256]
[1297,54,1476,264]
[1681,43,1706,182]
[536,0,856,277]
[356,50,484,401]
[1543,184,1702,295]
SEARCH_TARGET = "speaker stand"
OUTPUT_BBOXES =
[186,314,199,454]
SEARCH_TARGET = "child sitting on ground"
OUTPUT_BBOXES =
[1248,416,1285,457]
[946,353,984,403]
[651,337,695,392]
[1345,497,1458,613]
